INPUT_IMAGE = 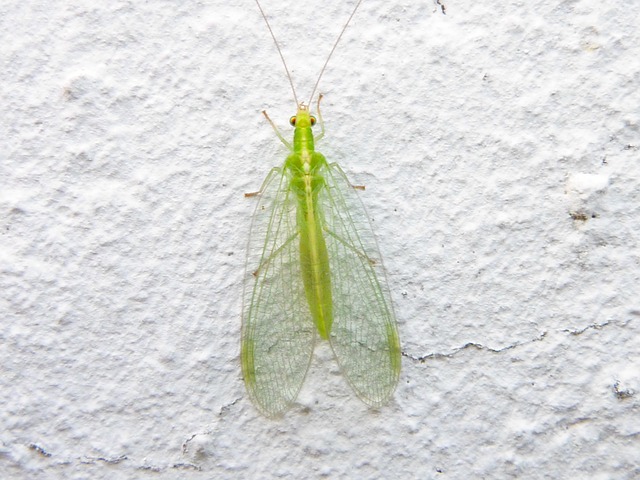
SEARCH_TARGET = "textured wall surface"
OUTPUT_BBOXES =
[2,0,639,478]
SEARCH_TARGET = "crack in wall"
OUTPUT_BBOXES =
[403,330,548,363]
[80,454,127,465]
[403,316,634,363]
[612,380,635,400]
[562,320,611,335]
[28,443,51,457]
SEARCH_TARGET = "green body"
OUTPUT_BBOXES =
[242,104,401,417]
[288,108,333,339]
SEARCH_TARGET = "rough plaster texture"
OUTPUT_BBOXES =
[1,0,639,478]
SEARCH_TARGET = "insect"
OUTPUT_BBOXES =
[242,0,401,417]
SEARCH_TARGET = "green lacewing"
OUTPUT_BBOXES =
[242,0,401,417]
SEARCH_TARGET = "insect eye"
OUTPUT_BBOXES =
[289,116,296,126]
[310,116,317,126]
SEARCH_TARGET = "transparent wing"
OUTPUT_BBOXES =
[242,166,316,417]
[321,163,401,407]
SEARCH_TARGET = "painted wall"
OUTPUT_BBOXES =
[1,0,638,478]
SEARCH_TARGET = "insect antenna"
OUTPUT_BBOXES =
[254,0,300,107]
[254,0,365,110]
[307,0,364,107]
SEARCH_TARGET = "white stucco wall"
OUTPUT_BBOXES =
[1,0,638,478]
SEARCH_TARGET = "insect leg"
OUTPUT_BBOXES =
[262,110,292,149]
[315,94,326,141]
[245,167,283,197]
